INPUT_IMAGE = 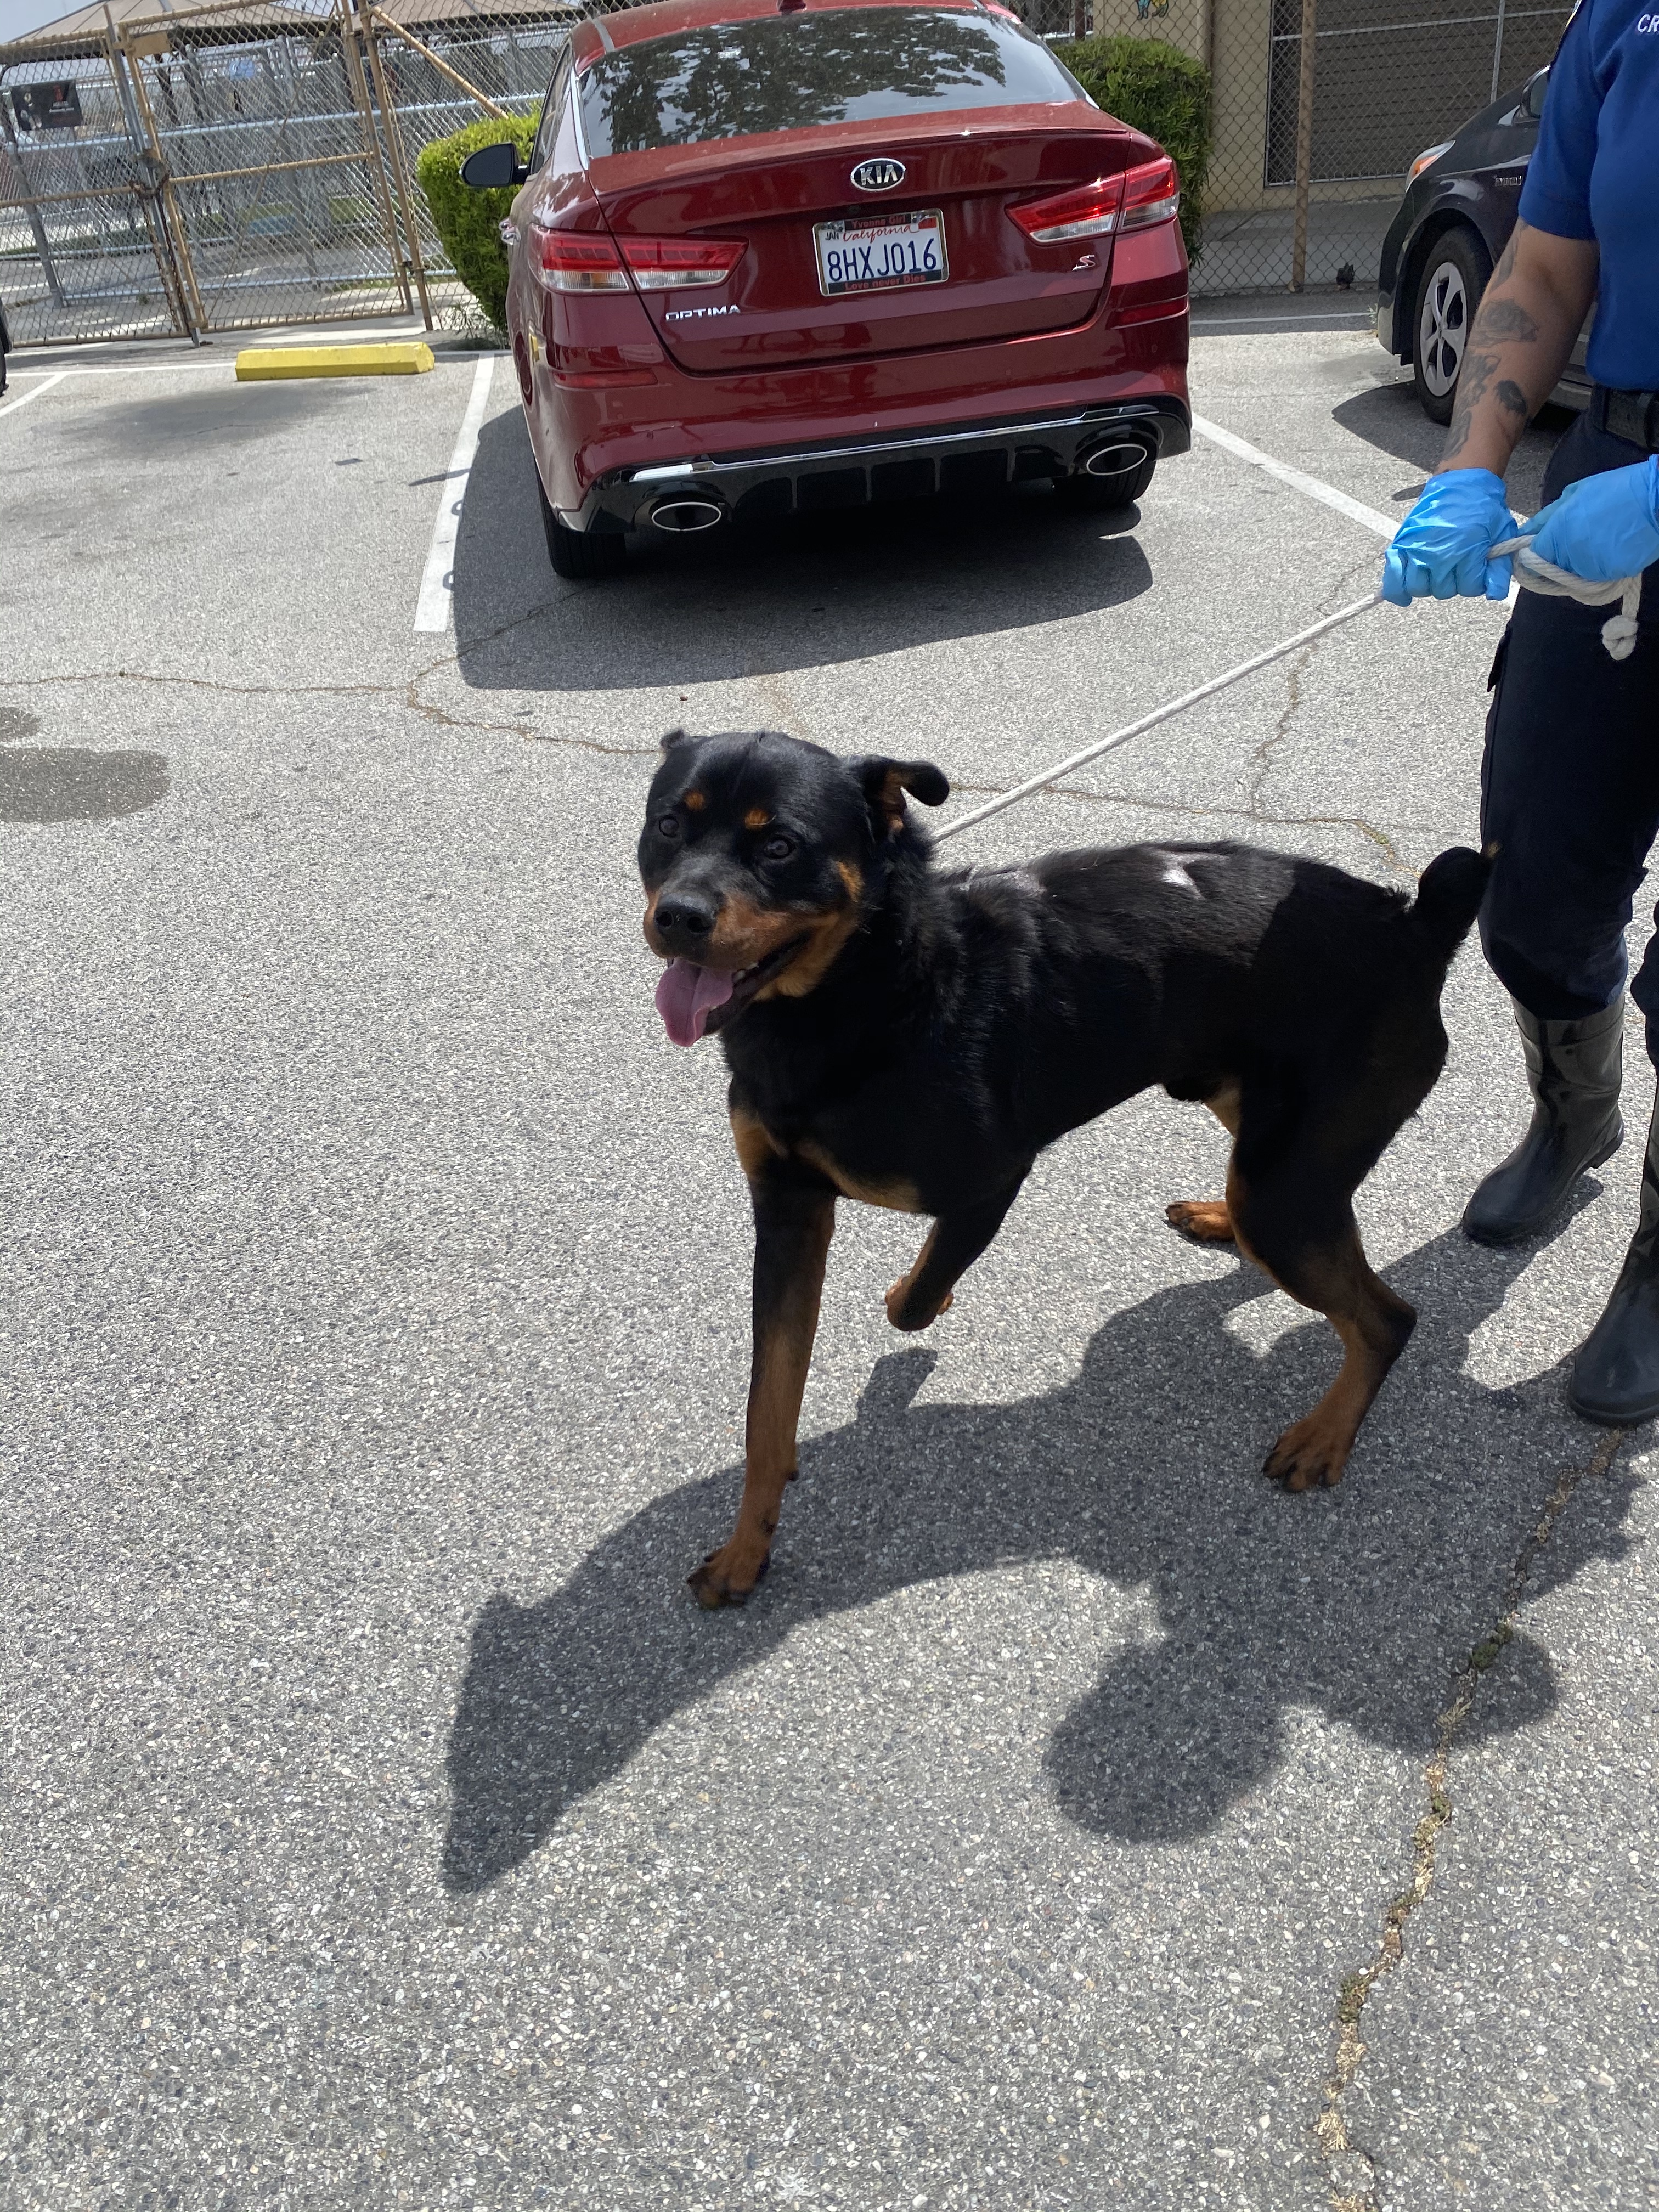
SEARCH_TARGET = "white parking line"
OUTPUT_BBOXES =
[1190,413,1400,541]
[414,356,496,634]
[0,371,68,420]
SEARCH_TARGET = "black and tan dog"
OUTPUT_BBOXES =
[641,729,1490,1609]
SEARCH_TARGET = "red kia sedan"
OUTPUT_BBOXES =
[460,0,1190,578]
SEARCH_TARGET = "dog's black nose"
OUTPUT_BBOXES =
[654,891,718,946]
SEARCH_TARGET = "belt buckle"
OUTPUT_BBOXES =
[1601,389,1654,444]
[1618,390,1659,449]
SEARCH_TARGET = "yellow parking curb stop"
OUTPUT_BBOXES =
[235,342,435,381]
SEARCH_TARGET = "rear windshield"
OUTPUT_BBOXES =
[577,8,1087,157]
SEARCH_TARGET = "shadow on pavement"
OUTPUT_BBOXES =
[450,407,1156,693]
[441,1216,1639,1891]
[1329,383,1575,515]
[0,747,169,822]
[72,379,363,458]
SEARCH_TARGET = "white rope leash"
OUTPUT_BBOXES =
[935,543,1645,846]
[934,591,1383,844]
[1492,534,1644,662]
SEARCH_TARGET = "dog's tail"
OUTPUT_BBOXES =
[1408,842,1495,963]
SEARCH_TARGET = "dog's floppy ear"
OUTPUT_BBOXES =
[851,755,950,836]
[658,727,692,755]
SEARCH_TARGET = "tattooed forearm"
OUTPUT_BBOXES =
[1442,349,1499,459]
[1476,296,1541,343]
[1430,221,1597,477]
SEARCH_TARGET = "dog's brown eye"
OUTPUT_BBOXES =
[761,833,797,861]
[656,814,681,838]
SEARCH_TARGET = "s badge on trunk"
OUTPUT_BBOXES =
[851,158,906,192]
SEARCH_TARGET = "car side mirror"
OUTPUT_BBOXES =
[460,141,528,190]
[1522,70,1548,120]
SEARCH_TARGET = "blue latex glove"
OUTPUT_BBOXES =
[1382,469,1517,605]
[1522,457,1659,585]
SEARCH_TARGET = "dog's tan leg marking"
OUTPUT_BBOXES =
[1166,1199,1235,1243]
[730,1105,784,1178]
[690,1118,835,1609]
[883,1184,1026,1334]
[885,1222,955,1330]
[1235,1170,1416,1492]
[1166,1082,1244,1242]
[797,1138,922,1214]
[1206,1079,1243,1135]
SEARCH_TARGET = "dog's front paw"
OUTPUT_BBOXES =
[884,1279,953,1331]
[1166,1198,1235,1245]
[687,1543,771,1609]
[1263,1414,1352,1492]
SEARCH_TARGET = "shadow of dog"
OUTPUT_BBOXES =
[440,1220,1637,1891]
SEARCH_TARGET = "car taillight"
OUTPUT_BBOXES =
[1008,174,1125,245]
[619,237,744,290]
[534,227,744,294]
[1009,155,1181,246]
[1119,154,1181,232]
[535,230,629,292]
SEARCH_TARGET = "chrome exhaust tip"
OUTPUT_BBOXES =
[650,496,726,534]
[1081,439,1152,479]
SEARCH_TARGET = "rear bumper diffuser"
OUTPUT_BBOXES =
[563,396,1192,534]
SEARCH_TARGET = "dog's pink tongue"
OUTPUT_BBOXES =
[655,959,735,1047]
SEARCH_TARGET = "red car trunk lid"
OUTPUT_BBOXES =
[592,111,1144,374]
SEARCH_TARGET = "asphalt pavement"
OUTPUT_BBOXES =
[1,312,1654,2211]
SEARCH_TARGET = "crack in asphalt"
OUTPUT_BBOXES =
[1,663,1422,876]
[1245,554,1382,821]
[1249,642,1315,819]
[0,665,662,766]
[1312,1424,1629,2211]
[3,664,1425,876]
[944,772,1422,878]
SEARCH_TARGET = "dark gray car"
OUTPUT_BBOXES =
[1375,66,1590,424]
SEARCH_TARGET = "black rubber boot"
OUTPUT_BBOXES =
[1571,1092,1659,1424]
[1462,1001,1625,1247]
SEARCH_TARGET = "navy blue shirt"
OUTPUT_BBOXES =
[1520,0,1659,388]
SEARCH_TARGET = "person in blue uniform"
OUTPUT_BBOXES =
[1384,0,1659,1423]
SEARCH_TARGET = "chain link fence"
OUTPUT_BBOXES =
[1023,0,1570,293]
[0,0,589,343]
[1,0,1573,346]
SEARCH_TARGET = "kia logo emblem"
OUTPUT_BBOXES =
[851,158,906,192]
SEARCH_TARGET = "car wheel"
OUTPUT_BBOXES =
[1411,229,1491,426]
[1057,447,1157,511]
[537,470,626,580]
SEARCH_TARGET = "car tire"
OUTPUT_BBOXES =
[1411,228,1491,426]
[537,470,626,580]
[1057,448,1157,511]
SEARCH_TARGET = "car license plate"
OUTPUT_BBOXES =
[814,210,948,297]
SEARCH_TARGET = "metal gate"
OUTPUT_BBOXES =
[0,0,572,345]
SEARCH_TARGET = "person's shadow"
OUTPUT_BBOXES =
[441,1214,1639,1892]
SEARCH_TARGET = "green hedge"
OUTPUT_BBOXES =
[1054,35,1211,266]
[415,112,539,331]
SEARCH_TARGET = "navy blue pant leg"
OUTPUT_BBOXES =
[1478,417,1659,1056]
